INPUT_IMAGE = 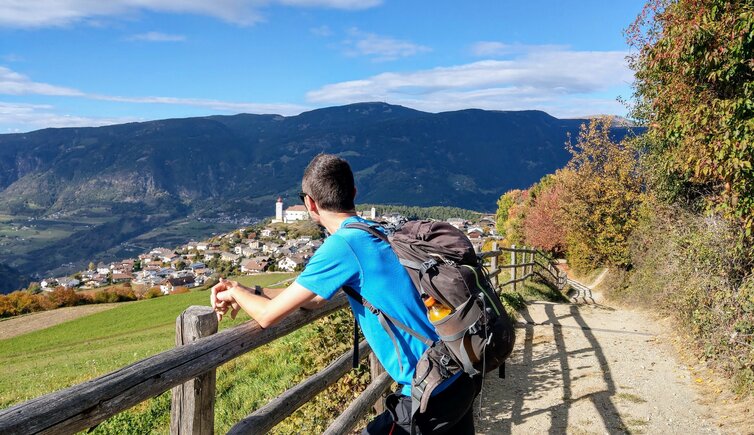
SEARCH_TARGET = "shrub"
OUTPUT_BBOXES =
[170,286,189,295]
[143,287,163,299]
[47,287,80,308]
[609,199,753,395]
[628,0,754,238]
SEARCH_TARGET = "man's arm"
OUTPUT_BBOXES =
[252,287,326,310]
[212,280,324,328]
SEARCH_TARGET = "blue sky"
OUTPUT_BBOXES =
[0,0,645,133]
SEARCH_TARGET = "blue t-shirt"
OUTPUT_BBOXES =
[296,216,441,396]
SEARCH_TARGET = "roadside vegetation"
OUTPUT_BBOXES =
[495,0,754,396]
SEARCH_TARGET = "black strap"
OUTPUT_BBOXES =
[344,222,389,243]
[343,286,433,346]
[352,313,359,369]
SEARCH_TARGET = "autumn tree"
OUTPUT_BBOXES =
[560,118,643,270]
[48,287,80,308]
[495,189,529,244]
[523,177,568,254]
[495,190,518,235]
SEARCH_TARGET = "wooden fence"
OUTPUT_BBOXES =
[0,241,566,434]
[480,242,568,293]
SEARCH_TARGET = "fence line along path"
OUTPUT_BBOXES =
[0,243,563,434]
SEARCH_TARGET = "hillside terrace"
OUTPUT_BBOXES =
[37,214,494,294]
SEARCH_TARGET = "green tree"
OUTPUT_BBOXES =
[494,191,518,236]
[627,0,754,236]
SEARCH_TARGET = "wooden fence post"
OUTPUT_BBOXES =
[490,241,499,288]
[171,306,218,435]
[510,244,517,292]
[528,250,534,275]
[369,353,387,414]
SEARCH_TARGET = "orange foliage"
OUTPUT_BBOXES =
[523,182,567,254]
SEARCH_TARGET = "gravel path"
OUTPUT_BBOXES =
[475,293,723,434]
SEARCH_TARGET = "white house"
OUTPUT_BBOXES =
[240,258,268,274]
[447,218,467,230]
[283,205,308,222]
[278,255,307,272]
[272,197,309,223]
[57,277,80,288]
[220,252,241,263]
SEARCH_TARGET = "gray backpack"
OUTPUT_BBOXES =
[343,220,516,418]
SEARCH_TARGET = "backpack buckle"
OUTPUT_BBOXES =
[421,258,438,273]
[440,354,451,367]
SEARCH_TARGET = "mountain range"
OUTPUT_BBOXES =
[0,102,637,287]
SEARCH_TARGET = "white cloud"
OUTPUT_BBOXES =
[470,41,512,57]
[279,0,381,9]
[307,48,633,116]
[0,0,381,28]
[90,94,308,115]
[0,101,139,131]
[0,66,307,115]
[126,31,186,42]
[0,66,310,130]
[310,25,333,37]
[468,41,567,57]
[343,28,431,62]
[0,66,83,96]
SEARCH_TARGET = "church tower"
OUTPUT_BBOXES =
[275,197,283,222]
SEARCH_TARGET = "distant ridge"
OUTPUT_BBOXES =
[0,102,638,278]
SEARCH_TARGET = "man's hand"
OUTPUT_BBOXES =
[211,278,241,321]
[211,279,319,328]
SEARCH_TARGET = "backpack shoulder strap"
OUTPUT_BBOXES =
[342,285,433,372]
[344,221,389,243]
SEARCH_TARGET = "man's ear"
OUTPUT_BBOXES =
[353,187,357,200]
[305,194,318,214]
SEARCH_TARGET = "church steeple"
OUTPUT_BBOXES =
[275,197,283,222]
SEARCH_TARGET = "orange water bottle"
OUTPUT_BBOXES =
[424,296,452,322]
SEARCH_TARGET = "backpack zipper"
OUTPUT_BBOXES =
[462,265,501,316]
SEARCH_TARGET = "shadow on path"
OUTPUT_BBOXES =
[476,301,630,434]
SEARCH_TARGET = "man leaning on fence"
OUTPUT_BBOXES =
[211,153,481,434]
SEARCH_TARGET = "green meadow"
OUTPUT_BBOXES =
[0,273,316,434]
[0,268,566,433]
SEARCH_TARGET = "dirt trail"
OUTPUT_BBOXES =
[475,287,726,434]
[0,304,120,340]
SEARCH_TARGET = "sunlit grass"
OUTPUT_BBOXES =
[0,273,305,434]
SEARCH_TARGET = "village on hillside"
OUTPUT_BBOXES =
[37,198,496,296]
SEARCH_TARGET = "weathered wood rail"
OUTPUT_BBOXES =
[480,242,568,293]
[0,240,566,434]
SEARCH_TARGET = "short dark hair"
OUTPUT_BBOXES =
[301,154,355,212]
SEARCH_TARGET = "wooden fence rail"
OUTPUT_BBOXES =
[480,242,567,293]
[0,294,348,434]
[0,238,567,435]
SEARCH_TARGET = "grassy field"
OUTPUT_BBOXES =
[0,265,568,434]
[0,218,92,261]
[0,273,302,434]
